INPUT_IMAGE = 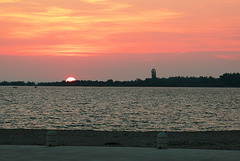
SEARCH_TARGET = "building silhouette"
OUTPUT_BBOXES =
[151,68,157,79]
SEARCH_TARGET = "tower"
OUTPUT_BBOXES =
[151,68,156,79]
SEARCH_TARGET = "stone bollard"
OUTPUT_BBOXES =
[157,132,168,149]
[46,130,57,147]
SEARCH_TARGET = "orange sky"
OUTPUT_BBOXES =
[0,0,240,81]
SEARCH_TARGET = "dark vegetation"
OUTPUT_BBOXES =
[1,73,240,87]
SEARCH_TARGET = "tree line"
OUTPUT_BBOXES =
[1,73,240,87]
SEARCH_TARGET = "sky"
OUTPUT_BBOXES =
[0,0,240,82]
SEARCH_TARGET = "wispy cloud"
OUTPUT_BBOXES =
[0,0,183,56]
[215,54,240,60]
[82,0,107,3]
[0,0,20,3]
[0,0,240,57]
[144,59,153,62]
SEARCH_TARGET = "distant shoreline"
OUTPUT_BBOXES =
[1,72,240,87]
[1,129,240,150]
[0,85,240,88]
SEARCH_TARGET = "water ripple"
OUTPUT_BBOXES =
[0,86,240,131]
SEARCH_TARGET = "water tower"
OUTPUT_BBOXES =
[151,68,156,79]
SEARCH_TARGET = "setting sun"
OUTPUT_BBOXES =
[65,76,77,82]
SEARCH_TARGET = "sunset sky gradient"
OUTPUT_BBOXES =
[1,0,240,81]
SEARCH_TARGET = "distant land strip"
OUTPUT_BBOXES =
[1,73,240,87]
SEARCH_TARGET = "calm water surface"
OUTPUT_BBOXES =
[0,86,240,131]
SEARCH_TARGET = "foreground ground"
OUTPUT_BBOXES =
[1,145,240,161]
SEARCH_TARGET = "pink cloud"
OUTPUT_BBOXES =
[215,54,240,60]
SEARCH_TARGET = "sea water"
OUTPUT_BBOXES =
[0,86,240,131]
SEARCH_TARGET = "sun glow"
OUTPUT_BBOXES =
[65,76,77,82]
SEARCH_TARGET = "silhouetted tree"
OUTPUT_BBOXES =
[1,73,239,87]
